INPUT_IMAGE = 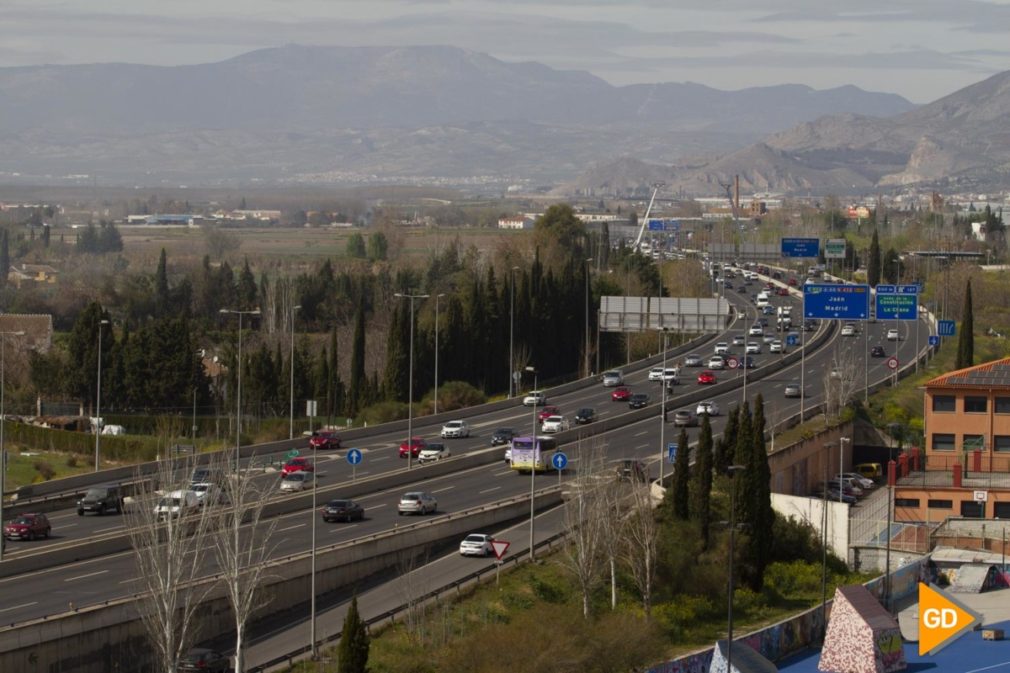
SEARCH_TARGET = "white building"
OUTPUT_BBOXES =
[498,215,535,230]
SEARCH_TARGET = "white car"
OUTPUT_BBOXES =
[441,420,470,438]
[708,355,726,370]
[714,342,730,355]
[886,328,900,341]
[190,482,222,507]
[769,340,783,353]
[745,342,761,354]
[835,472,875,490]
[280,471,316,492]
[841,324,856,336]
[696,401,721,417]
[763,333,777,344]
[154,490,200,520]
[648,367,665,382]
[731,335,745,346]
[541,415,570,433]
[662,367,680,384]
[748,325,764,337]
[522,391,546,406]
[418,443,451,463]
[459,533,496,557]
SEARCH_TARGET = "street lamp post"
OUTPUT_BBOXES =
[726,464,746,673]
[220,308,261,473]
[395,293,429,470]
[0,330,24,562]
[659,329,670,483]
[839,437,850,504]
[585,258,594,378]
[509,266,519,397]
[288,304,301,440]
[525,365,538,561]
[434,293,445,415]
[94,319,109,472]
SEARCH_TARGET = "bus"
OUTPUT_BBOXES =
[509,436,559,473]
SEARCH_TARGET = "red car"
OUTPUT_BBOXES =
[281,457,315,476]
[776,287,789,296]
[787,278,798,287]
[537,405,560,424]
[309,430,341,451]
[697,370,717,385]
[3,512,51,541]
[399,437,428,458]
[611,386,632,402]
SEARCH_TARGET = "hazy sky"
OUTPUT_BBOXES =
[3,0,1009,103]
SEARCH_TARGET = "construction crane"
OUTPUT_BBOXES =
[631,182,665,252]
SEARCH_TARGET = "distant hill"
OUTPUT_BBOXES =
[0,45,916,186]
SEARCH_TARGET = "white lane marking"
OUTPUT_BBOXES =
[634,431,648,437]
[635,444,650,450]
[366,503,387,509]
[119,578,137,585]
[93,526,123,533]
[371,456,391,462]
[493,469,513,476]
[432,486,455,493]
[479,486,501,494]
[0,601,38,613]
[332,524,358,532]
[64,570,108,583]
[277,523,306,533]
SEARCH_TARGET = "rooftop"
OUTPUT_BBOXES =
[927,356,1010,389]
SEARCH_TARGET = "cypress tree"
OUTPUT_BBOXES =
[956,279,974,370]
[672,427,690,520]
[714,405,738,474]
[337,596,370,673]
[744,394,774,590]
[0,229,9,288]
[348,306,366,415]
[867,229,881,287]
[691,413,714,548]
[155,248,170,313]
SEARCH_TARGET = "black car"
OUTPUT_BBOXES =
[628,393,650,409]
[490,428,515,446]
[574,407,596,424]
[741,356,757,369]
[803,319,818,332]
[615,459,648,483]
[870,345,886,358]
[179,648,229,673]
[77,484,125,516]
[321,499,365,523]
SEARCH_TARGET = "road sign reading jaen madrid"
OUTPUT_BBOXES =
[803,283,870,320]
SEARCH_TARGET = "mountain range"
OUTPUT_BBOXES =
[0,44,925,190]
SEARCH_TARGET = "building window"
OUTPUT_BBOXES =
[928,499,953,509]
[894,498,920,508]
[961,501,985,518]
[964,396,988,413]
[995,436,1010,452]
[963,435,985,451]
[996,397,1010,414]
[932,395,956,412]
[932,433,956,451]
[994,502,1010,519]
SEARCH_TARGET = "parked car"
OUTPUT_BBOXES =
[522,390,546,406]
[459,533,496,557]
[574,407,596,424]
[281,457,315,476]
[647,366,665,382]
[418,442,451,462]
[537,405,561,424]
[696,401,720,417]
[684,353,704,367]
[154,490,201,521]
[855,462,883,481]
[611,386,632,402]
[440,420,470,439]
[708,355,726,370]
[602,369,625,386]
[3,513,51,541]
[490,428,515,445]
[399,437,428,459]
[76,484,124,516]
[628,393,650,409]
[784,382,802,398]
[308,430,341,450]
[398,491,437,515]
[834,473,875,490]
[541,415,570,433]
[280,471,316,492]
[673,409,698,427]
[697,370,717,385]
[870,345,886,357]
[887,328,900,341]
[321,499,365,523]
[179,648,230,673]
[714,342,730,355]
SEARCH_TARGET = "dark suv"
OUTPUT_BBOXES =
[77,484,125,516]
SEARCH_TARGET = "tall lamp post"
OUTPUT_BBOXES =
[726,464,746,673]
[525,365,538,561]
[0,330,24,562]
[288,304,301,440]
[220,308,260,472]
[584,257,594,378]
[658,328,670,483]
[94,319,109,472]
[395,292,429,470]
[433,293,445,415]
[509,266,519,397]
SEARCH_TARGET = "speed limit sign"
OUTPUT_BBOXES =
[886,356,899,370]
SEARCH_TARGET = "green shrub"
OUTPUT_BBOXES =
[358,401,409,425]
[420,381,486,414]
[66,455,78,468]
[33,460,56,480]
[763,560,828,602]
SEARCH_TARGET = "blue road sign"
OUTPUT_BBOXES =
[786,333,799,346]
[929,335,940,347]
[875,284,918,320]
[803,283,870,320]
[664,219,681,231]
[648,219,664,231]
[938,320,956,337]
[551,451,568,471]
[781,237,820,258]
[667,443,677,464]
[346,448,363,465]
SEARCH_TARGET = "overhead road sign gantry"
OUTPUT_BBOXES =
[803,283,870,320]
[781,237,820,258]
[875,284,919,321]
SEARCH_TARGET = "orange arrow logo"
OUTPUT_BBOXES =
[919,582,982,655]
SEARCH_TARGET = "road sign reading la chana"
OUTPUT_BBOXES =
[918,583,982,655]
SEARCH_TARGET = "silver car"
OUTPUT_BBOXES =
[684,353,703,367]
[602,370,624,386]
[280,471,316,492]
[398,491,438,515]
[441,420,470,438]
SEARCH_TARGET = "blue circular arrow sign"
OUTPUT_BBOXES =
[346,448,363,465]
[551,451,568,471]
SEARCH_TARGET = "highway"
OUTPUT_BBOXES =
[0,272,931,628]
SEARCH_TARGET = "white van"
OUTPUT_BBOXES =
[154,489,201,521]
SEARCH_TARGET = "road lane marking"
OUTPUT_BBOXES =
[277,523,306,532]
[331,524,358,532]
[64,570,108,583]
[432,486,455,493]
[634,431,648,437]
[0,602,38,613]
[479,486,501,494]
[493,469,512,476]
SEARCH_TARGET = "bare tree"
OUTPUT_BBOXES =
[560,441,610,618]
[212,457,280,673]
[397,547,432,641]
[823,344,862,422]
[126,456,217,673]
[593,445,625,611]
[622,478,659,616]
